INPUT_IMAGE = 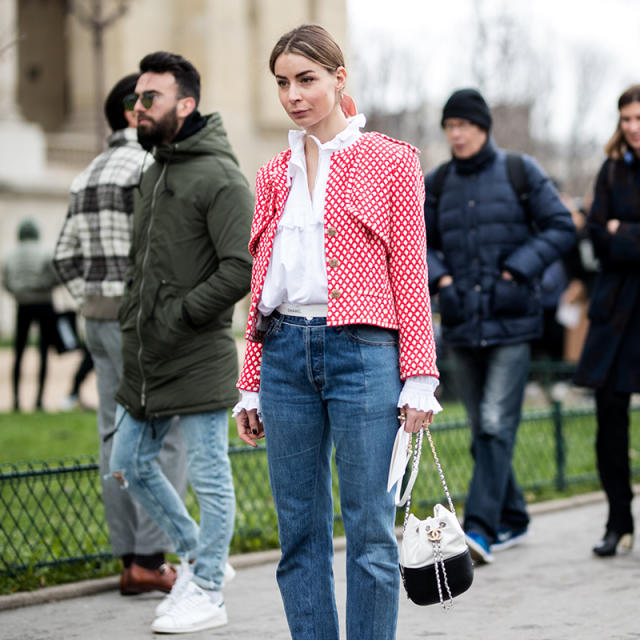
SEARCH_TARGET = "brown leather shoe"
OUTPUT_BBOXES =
[119,567,133,595]
[120,562,177,595]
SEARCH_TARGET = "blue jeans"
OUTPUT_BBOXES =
[85,320,188,557]
[452,343,531,542]
[110,406,235,590]
[259,313,402,640]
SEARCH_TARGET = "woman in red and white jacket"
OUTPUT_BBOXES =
[234,24,441,640]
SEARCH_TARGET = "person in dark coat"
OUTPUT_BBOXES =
[425,88,576,564]
[574,84,640,557]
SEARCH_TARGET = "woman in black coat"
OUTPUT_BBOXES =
[575,84,640,557]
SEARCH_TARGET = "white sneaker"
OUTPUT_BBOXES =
[156,561,234,618]
[155,559,193,617]
[151,581,228,633]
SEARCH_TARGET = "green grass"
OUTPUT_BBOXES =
[0,410,247,465]
[0,411,99,464]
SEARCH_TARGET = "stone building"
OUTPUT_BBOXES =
[0,0,347,337]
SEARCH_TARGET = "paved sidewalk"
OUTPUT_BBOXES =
[1,495,638,640]
[0,347,98,413]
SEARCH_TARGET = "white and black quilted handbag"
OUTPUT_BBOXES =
[395,427,474,608]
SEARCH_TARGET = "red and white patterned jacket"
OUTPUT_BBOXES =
[237,132,439,392]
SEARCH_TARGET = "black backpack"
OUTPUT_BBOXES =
[428,153,531,223]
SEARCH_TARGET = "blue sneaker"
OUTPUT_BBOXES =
[491,527,529,552]
[464,531,494,564]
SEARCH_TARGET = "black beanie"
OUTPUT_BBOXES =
[441,88,492,132]
[104,73,139,132]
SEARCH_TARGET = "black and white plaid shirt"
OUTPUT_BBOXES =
[54,128,149,316]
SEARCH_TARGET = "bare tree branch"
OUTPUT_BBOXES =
[68,0,129,29]
[68,0,132,151]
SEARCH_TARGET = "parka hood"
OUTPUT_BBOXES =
[152,112,239,166]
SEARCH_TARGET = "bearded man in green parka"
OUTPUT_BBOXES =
[110,51,253,635]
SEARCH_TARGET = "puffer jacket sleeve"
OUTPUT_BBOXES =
[388,148,439,379]
[502,156,576,279]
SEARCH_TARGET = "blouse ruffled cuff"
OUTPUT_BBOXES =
[397,375,443,414]
[232,390,261,418]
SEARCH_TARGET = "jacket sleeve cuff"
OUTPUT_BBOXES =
[397,375,443,413]
[232,390,261,418]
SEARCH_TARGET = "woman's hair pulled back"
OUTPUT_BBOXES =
[269,24,345,75]
[605,84,640,159]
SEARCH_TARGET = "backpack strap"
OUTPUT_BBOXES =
[426,160,452,210]
[505,152,531,226]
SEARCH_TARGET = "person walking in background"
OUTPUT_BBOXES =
[3,218,58,411]
[53,73,188,597]
[59,343,94,410]
[424,88,575,564]
[109,52,253,634]
[574,84,640,557]
[234,25,441,640]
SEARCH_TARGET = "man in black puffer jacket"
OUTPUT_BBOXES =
[424,89,575,564]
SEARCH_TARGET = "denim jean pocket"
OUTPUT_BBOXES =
[342,324,398,346]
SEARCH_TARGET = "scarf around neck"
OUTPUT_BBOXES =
[452,137,497,175]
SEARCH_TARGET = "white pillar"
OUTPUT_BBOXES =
[0,0,46,183]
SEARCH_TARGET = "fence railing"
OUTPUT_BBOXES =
[2,363,639,576]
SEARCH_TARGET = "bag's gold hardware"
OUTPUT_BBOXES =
[427,527,442,542]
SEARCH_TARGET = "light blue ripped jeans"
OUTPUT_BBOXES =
[110,406,234,590]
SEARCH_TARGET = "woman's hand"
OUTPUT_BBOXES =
[400,405,434,433]
[607,219,621,234]
[235,408,264,447]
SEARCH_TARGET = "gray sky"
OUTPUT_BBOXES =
[347,0,640,143]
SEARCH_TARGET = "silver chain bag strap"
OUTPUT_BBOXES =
[397,426,474,608]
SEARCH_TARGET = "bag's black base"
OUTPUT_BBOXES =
[401,549,474,606]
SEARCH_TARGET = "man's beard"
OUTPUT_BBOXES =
[137,107,179,149]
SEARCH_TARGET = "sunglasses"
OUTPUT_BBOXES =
[123,91,160,111]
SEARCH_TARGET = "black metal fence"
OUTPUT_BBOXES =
[2,364,639,576]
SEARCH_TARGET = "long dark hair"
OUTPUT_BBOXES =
[605,84,640,160]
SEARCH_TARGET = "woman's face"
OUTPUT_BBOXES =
[620,100,640,155]
[274,52,346,137]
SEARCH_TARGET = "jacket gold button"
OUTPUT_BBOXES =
[328,258,339,268]
[330,289,342,299]
[327,227,337,237]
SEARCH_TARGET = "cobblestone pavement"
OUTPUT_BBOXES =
[1,496,639,640]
